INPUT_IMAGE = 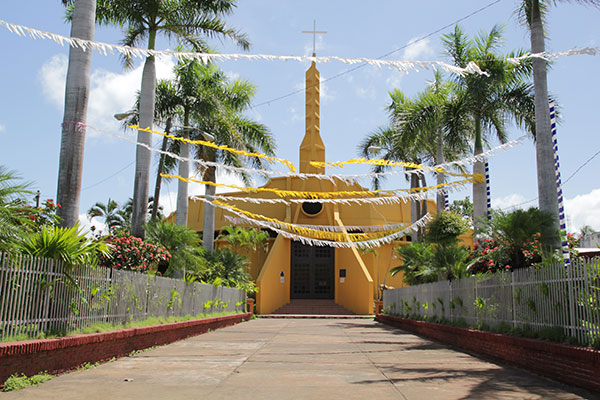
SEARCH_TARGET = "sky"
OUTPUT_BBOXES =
[1,0,600,233]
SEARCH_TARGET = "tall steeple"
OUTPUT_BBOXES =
[299,55,325,174]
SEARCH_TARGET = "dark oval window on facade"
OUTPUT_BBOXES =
[302,202,323,216]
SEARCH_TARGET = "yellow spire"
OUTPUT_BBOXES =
[299,54,325,174]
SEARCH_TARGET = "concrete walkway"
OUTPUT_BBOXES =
[3,319,597,399]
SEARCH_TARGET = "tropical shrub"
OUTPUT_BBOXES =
[145,219,203,277]
[29,199,62,229]
[98,231,170,273]
[425,211,469,246]
[470,208,558,273]
[17,224,109,266]
[188,248,256,293]
[0,167,36,253]
[392,212,471,285]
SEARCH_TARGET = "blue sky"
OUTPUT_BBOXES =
[1,0,599,232]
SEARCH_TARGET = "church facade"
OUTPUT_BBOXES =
[185,58,449,315]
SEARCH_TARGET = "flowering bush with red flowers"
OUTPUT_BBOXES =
[98,231,171,273]
[469,232,544,274]
[21,198,62,229]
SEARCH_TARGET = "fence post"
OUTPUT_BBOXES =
[449,280,453,322]
[567,260,577,339]
[511,270,517,329]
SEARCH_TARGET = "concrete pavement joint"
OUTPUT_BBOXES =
[341,324,410,400]
[204,319,291,398]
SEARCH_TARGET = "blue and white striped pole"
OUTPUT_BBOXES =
[444,192,449,211]
[550,102,570,268]
[485,161,491,220]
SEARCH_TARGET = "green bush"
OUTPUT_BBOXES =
[17,224,109,266]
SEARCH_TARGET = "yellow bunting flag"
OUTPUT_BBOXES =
[130,125,297,172]
[162,173,484,199]
[211,200,412,242]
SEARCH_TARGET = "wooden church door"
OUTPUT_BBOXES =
[290,241,335,299]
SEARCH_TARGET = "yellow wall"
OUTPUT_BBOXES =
[256,235,290,314]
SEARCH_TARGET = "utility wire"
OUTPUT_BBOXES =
[82,161,134,191]
[498,146,600,211]
[251,0,504,108]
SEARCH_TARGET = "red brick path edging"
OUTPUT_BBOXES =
[0,312,251,387]
[376,314,600,394]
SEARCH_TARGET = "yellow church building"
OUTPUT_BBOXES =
[185,57,443,315]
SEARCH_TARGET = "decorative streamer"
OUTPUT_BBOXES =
[550,102,570,268]
[129,125,297,172]
[165,173,483,199]
[201,183,470,206]
[194,196,432,248]
[485,161,491,220]
[223,216,417,233]
[0,19,487,77]
[311,135,528,175]
[211,199,414,242]
[90,122,526,184]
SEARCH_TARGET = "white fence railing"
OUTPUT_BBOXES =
[383,258,600,346]
[0,253,246,341]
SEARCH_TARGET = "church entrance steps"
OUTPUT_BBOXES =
[268,299,358,316]
[259,314,374,319]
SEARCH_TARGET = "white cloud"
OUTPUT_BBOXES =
[402,37,434,61]
[39,54,67,106]
[384,37,434,89]
[385,73,404,90]
[0,123,5,134]
[492,193,529,211]
[565,188,600,233]
[78,213,107,237]
[39,54,176,135]
[160,168,246,217]
[491,189,600,233]
[224,70,240,81]
[356,86,376,101]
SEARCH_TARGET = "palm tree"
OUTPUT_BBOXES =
[0,167,35,253]
[517,0,600,247]
[87,198,126,233]
[96,0,249,238]
[120,80,179,221]
[387,72,471,214]
[358,75,470,240]
[56,0,96,228]
[442,25,536,230]
[162,62,275,251]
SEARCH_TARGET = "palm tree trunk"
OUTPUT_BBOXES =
[203,164,217,251]
[56,0,96,228]
[176,110,190,226]
[410,172,420,241]
[435,132,445,214]
[472,118,487,231]
[151,118,171,220]
[131,30,157,238]
[420,174,428,240]
[530,0,560,246]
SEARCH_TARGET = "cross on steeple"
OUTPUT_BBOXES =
[301,20,327,56]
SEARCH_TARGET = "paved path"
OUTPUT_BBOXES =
[3,319,597,399]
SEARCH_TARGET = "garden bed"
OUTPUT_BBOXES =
[0,312,251,387]
[376,314,600,394]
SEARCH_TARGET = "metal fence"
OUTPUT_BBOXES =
[383,257,600,346]
[0,253,246,340]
